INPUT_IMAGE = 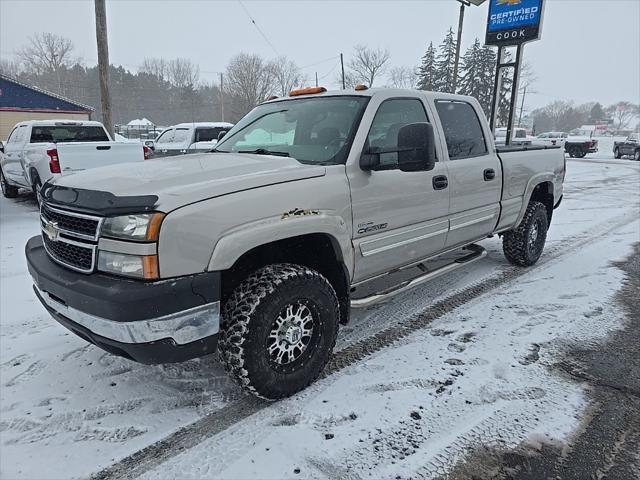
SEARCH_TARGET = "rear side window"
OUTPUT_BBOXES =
[195,127,226,142]
[30,126,109,143]
[435,101,488,160]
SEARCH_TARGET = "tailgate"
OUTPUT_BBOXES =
[56,142,144,174]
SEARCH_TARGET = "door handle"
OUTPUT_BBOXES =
[432,175,448,190]
[484,168,496,181]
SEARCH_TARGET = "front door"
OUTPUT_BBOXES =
[433,100,502,248]
[349,97,450,283]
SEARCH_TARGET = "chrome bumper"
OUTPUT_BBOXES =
[35,285,220,345]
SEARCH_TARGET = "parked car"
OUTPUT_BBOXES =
[564,129,599,158]
[1,120,149,203]
[494,127,535,147]
[532,132,568,147]
[153,122,234,157]
[614,134,640,161]
[25,87,564,399]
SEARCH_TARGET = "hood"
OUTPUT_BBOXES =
[50,152,326,212]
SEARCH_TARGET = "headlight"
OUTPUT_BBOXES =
[102,213,165,241]
[98,251,159,280]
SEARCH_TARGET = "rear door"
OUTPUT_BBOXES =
[433,99,502,248]
[3,124,30,187]
[349,96,450,282]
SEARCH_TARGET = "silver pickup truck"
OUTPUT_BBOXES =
[25,88,565,399]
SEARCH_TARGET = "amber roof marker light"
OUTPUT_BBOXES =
[354,84,369,91]
[289,86,327,97]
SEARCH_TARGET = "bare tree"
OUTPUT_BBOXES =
[270,56,305,96]
[17,33,75,75]
[607,101,639,131]
[387,66,417,89]
[344,45,390,88]
[225,53,276,117]
[167,58,200,89]
[0,58,22,77]
[139,57,168,82]
[543,100,574,130]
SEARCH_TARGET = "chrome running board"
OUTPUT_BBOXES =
[350,244,487,308]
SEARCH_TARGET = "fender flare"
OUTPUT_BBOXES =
[513,173,555,228]
[207,212,354,279]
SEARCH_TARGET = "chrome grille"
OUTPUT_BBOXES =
[41,204,101,240]
[40,203,103,273]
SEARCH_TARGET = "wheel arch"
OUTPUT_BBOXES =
[514,177,555,228]
[220,232,352,324]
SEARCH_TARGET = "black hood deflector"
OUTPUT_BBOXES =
[41,182,159,216]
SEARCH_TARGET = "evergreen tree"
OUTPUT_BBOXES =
[433,28,457,93]
[588,102,606,123]
[458,38,495,118]
[416,42,437,91]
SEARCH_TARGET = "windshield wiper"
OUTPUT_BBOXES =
[238,148,290,157]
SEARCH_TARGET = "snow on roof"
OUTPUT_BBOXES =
[127,118,154,126]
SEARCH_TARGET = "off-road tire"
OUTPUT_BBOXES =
[503,201,549,267]
[614,147,621,159]
[634,150,640,162]
[218,263,339,400]
[0,169,19,198]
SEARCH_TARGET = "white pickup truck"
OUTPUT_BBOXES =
[153,122,234,157]
[26,88,565,399]
[0,120,148,203]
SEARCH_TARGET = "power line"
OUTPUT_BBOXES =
[237,1,279,57]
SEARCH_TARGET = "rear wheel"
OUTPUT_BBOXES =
[503,201,549,267]
[32,175,42,206]
[0,169,19,199]
[218,263,339,400]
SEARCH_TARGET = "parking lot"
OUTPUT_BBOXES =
[0,137,638,479]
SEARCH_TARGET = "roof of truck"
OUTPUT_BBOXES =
[171,122,234,129]
[264,88,476,104]
[16,119,106,127]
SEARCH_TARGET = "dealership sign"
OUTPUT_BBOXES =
[485,0,545,46]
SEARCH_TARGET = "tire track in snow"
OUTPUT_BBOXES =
[91,210,638,480]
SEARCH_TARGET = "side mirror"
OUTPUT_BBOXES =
[218,130,228,141]
[397,122,436,172]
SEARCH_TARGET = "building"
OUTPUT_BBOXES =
[0,74,94,140]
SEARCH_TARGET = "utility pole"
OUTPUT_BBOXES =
[340,53,345,90]
[518,85,527,127]
[315,72,318,87]
[452,1,466,93]
[219,72,225,122]
[94,0,113,138]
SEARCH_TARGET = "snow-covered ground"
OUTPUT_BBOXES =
[1,138,639,479]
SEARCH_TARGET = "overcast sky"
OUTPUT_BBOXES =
[1,0,639,109]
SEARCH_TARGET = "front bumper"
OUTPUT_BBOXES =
[26,236,220,364]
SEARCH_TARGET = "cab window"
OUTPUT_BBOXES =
[366,98,429,166]
[435,100,488,160]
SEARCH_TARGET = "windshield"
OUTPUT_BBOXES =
[215,96,369,165]
[29,125,109,143]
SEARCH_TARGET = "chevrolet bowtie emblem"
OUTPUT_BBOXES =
[43,219,61,242]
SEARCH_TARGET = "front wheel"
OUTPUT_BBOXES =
[0,169,19,199]
[218,264,339,400]
[635,150,640,162]
[614,147,622,159]
[503,201,549,267]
